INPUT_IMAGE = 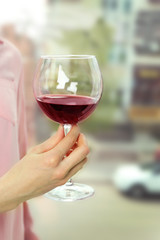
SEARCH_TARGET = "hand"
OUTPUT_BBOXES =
[0,125,89,212]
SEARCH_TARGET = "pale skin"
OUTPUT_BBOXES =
[0,125,89,213]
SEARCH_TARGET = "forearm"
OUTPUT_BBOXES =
[0,171,25,213]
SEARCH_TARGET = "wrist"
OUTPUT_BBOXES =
[0,173,25,212]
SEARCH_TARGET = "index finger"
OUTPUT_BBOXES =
[47,125,80,161]
[58,133,90,174]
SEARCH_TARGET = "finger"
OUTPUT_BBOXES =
[65,133,87,156]
[77,133,87,146]
[48,125,80,160]
[44,158,88,193]
[66,142,77,157]
[31,125,64,154]
[62,157,88,183]
[59,134,89,172]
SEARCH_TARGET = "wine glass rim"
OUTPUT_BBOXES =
[40,55,96,59]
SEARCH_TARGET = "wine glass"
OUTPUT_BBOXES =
[33,55,102,201]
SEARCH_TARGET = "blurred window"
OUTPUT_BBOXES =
[140,162,160,174]
[108,46,117,63]
[135,11,160,55]
[153,165,160,175]
[124,0,132,13]
[119,49,126,63]
[140,162,155,170]
[132,65,160,106]
[109,0,118,10]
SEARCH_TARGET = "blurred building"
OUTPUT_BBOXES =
[102,0,160,139]
[129,0,160,128]
[101,0,136,129]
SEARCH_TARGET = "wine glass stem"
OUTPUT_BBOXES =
[63,124,72,136]
[63,124,73,186]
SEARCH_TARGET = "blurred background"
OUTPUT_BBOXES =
[2,0,160,239]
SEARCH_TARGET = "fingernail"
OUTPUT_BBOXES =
[81,133,87,144]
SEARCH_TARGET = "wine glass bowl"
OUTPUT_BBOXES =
[33,55,102,201]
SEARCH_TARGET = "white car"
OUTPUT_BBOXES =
[113,162,160,198]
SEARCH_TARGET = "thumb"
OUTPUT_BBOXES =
[31,125,64,154]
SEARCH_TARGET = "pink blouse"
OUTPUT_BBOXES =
[0,39,38,240]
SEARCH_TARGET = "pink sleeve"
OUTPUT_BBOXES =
[17,67,39,240]
[17,68,27,159]
[23,202,39,240]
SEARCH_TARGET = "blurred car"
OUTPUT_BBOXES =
[113,161,160,198]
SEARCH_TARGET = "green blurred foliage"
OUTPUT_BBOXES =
[61,18,112,67]
[60,17,123,132]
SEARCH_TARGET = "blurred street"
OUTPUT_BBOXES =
[29,134,160,240]
[29,180,160,240]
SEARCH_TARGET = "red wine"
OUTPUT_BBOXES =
[37,94,97,124]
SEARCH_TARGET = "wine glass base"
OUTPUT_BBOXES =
[44,183,95,202]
